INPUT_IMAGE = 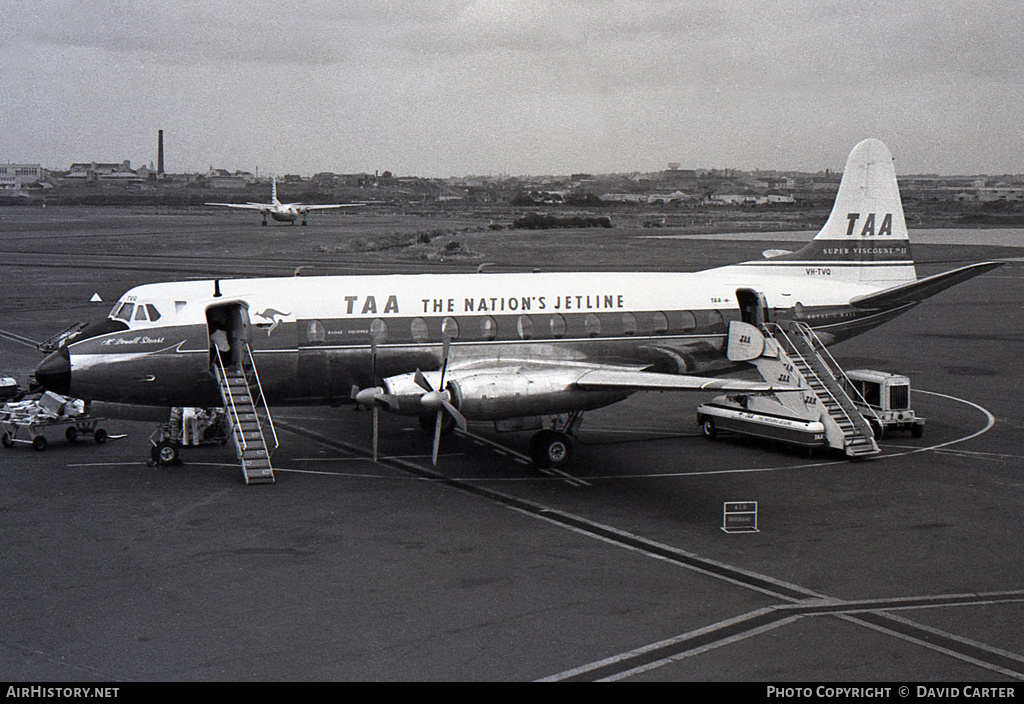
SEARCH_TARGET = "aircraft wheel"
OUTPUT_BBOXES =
[530,430,573,469]
[32,435,47,452]
[868,419,884,441]
[2,433,13,448]
[66,426,78,442]
[700,417,717,439]
[151,440,180,465]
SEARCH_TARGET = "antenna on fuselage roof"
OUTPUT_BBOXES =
[476,262,543,274]
[213,279,222,297]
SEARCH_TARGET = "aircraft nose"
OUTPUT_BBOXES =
[35,347,72,396]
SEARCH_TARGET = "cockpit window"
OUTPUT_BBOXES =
[134,306,149,321]
[112,302,135,321]
[145,304,161,322]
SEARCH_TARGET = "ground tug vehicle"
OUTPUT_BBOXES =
[843,369,924,439]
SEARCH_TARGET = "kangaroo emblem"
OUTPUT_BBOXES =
[254,308,291,335]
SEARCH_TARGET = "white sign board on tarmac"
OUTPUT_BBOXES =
[722,501,759,533]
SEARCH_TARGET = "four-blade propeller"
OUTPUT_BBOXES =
[349,337,396,462]
[351,334,466,465]
[413,336,467,465]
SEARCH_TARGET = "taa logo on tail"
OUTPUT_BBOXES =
[845,213,893,237]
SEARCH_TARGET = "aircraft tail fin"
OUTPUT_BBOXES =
[271,177,280,205]
[768,139,917,287]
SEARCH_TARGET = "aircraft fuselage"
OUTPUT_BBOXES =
[269,208,299,223]
[35,270,896,410]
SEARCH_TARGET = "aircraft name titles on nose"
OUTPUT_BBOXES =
[100,335,166,346]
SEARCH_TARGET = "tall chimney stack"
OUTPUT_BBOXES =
[157,130,164,175]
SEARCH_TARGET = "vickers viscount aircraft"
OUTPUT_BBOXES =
[36,139,1000,472]
[205,177,362,226]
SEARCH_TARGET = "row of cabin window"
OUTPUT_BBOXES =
[353,310,726,344]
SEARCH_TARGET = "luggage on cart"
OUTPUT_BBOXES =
[1,391,109,451]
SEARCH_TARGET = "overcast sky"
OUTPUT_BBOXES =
[2,0,1022,177]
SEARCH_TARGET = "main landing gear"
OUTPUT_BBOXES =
[416,410,583,471]
[529,429,573,469]
[528,411,583,469]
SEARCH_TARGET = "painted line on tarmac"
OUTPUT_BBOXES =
[886,446,1024,462]
[578,388,996,481]
[510,505,822,602]
[546,590,1024,682]
[843,610,1024,683]
[882,389,996,458]
[64,457,591,484]
[539,606,800,682]
[0,328,41,348]
[290,453,467,463]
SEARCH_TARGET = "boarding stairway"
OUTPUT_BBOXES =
[728,320,880,457]
[214,342,278,484]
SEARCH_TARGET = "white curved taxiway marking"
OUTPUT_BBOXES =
[582,388,997,481]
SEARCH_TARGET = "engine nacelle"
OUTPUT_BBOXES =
[380,368,630,420]
[380,370,445,415]
[446,369,628,420]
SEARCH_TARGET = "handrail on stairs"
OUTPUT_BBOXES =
[762,322,863,435]
[787,321,884,429]
[214,354,247,452]
[242,342,278,451]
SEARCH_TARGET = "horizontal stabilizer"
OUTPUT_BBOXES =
[849,261,1003,309]
[575,369,796,393]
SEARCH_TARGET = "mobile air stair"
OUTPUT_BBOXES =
[725,320,880,458]
[214,342,279,484]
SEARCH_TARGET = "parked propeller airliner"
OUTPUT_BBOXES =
[206,177,362,226]
[36,140,1000,473]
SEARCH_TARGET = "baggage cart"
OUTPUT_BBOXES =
[1,392,108,451]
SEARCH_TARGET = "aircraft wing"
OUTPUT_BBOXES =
[573,368,794,394]
[205,202,270,210]
[297,204,365,212]
[849,261,1003,309]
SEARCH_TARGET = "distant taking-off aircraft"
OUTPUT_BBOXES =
[206,177,362,226]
